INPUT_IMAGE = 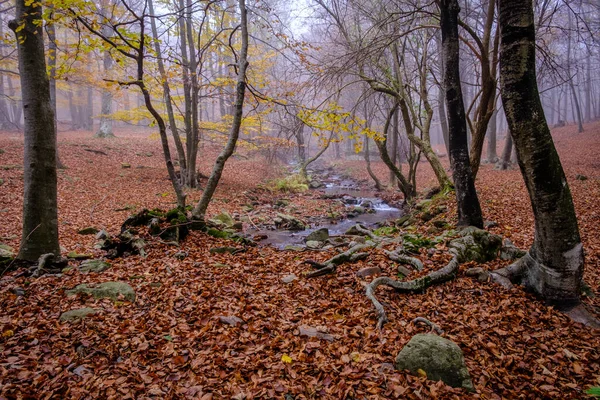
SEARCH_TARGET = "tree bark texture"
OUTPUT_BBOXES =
[440,0,483,228]
[499,0,583,307]
[9,0,61,261]
[96,25,115,138]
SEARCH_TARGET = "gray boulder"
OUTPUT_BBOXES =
[66,281,136,302]
[306,228,329,242]
[78,227,99,235]
[0,244,15,266]
[60,308,97,322]
[395,334,474,391]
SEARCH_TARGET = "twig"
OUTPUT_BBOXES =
[412,317,444,334]
[90,194,109,221]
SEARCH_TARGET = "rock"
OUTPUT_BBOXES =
[281,274,298,283]
[213,212,235,227]
[274,213,305,231]
[67,251,93,260]
[219,316,243,326]
[66,281,136,302]
[299,325,334,342]
[395,334,474,392]
[396,215,411,227]
[96,230,109,240]
[275,199,290,207]
[121,163,131,168]
[484,220,498,229]
[448,227,502,263]
[353,206,365,214]
[309,180,322,189]
[60,308,97,322]
[0,244,15,266]
[360,200,373,209]
[415,199,432,210]
[207,228,231,239]
[356,266,382,278]
[79,259,111,273]
[575,174,588,181]
[148,218,161,235]
[433,220,447,228]
[283,245,304,252]
[174,250,188,260]
[78,227,99,235]
[306,228,329,242]
[209,246,238,255]
[305,240,322,249]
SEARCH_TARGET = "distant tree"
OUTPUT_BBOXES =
[9,0,60,261]
[440,0,483,228]
[497,0,584,309]
[95,2,115,139]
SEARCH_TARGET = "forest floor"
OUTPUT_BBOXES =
[0,123,599,399]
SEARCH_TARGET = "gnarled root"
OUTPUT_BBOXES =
[385,249,423,271]
[306,243,371,278]
[412,317,444,334]
[366,257,459,329]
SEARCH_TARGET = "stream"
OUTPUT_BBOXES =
[252,169,403,249]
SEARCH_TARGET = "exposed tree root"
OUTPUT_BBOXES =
[366,257,459,329]
[412,317,444,334]
[385,249,423,271]
[305,243,371,278]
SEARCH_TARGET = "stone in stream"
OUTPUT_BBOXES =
[66,281,136,302]
[309,180,323,189]
[395,334,474,392]
[305,228,329,242]
[60,308,97,322]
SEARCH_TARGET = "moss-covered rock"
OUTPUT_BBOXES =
[67,251,93,260]
[207,228,231,239]
[0,244,15,266]
[66,281,136,302]
[79,259,111,273]
[306,228,329,242]
[77,227,99,235]
[395,334,474,392]
[59,308,97,322]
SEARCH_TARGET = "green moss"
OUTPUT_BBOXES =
[270,174,309,193]
[374,226,399,236]
[207,228,230,239]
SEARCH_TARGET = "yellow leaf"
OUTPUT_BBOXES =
[281,354,292,364]
[417,368,427,378]
[2,330,14,338]
[350,352,360,362]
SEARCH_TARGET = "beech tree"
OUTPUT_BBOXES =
[440,0,483,228]
[496,0,584,309]
[9,0,60,261]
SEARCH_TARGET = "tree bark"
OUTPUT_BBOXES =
[96,25,115,138]
[185,0,200,187]
[499,0,583,307]
[149,0,187,184]
[485,108,498,163]
[47,13,65,169]
[9,0,60,261]
[440,0,483,228]
[192,0,248,222]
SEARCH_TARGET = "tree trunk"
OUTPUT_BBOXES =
[9,0,60,261]
[96,24,115,138]
[149,0,187,184]
[440,0,483,228]
[499,0,583,307]
[47,14,65,169]
[185,0,200,187]
[585,54,591,122]
[192,0,248,222]
[364,136,383,191]
[485,108,498,163]
[178,0,193,185]
[495,131,512,170]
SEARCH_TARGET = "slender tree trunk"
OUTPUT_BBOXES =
[364,136,383,191]
[440,0,483,228]
[192,0,248,222]
[585,54,591,122]
[185,0,200,187]
[149,0,187,184]
[96,24,115,138]
[178,0,193,185]
[499,0,583,307]
[485,108,498,163]
[9,0,60,261]
[495,131,512,170]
